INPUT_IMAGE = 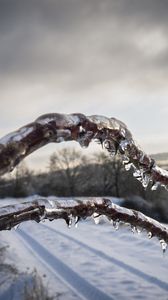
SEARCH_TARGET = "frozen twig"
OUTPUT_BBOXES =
[0,113,168,189]
[0,197,167,244]
[0,113,168,250]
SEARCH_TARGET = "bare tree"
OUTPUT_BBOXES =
[49,148,87,195]
[12,162,33,197]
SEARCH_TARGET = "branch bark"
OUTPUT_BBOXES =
[0,113,167,188]
[0,113,168,249]
[0,197,167,244]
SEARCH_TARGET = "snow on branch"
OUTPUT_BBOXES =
[0,197,167,250]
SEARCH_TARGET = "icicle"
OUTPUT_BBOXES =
[79,126,85,133]
[48,200,55,208]
[112,220,120,230]
[131,225,142,235]
[139,153,145,164]
[92,213,101,225]
[133,169,144,183]
[123,155,129,164]
[10,165,14,172]
[151,182,160,191]
[75,216,80,228]
[131,225,136,234]
[78,131,93,149]
[133,169,141,178]
[66,215,80,228]
[148,232,153,239]
[120,127,126,138]
[160,239,167,253]
[40,211,46,222]
[14,224,19,230]
[142,174,150,189]
[136,227,142,235]
[66,214,73,228]
[79,142,89,149]
[103,140,116,157]
[125,163,132,171]
[119,140,129,152]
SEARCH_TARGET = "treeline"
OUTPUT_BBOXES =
[0,148,168,222]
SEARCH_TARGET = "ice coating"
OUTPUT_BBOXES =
[0,196,168,251]
[36,113,84,128]
[0,113,168,191]
[0,127,34,145]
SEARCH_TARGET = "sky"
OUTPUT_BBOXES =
[0,0,168,171]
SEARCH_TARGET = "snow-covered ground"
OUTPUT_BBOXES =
[0,197,168,300]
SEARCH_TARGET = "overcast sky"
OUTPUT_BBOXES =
[0,0,168,171]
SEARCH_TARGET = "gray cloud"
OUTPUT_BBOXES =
[0,0,168,167]
[0,0,168,90]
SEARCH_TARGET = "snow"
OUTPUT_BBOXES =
[0,197,168,300]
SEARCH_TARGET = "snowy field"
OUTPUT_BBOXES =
[0,197,168,300]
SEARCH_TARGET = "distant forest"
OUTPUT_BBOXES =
[0,148,168,222]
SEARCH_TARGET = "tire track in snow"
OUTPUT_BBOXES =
[43,224,168,292]
[17,229,114,300]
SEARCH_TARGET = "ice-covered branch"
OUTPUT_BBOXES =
[0,113,168,190]
[0,197,167,249]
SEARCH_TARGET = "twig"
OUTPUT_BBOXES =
[0,197,167,244]
[0,113,167,188]
[0,114,168,250]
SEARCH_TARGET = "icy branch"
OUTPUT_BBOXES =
[0,113,168,189]
[0,197,168,245]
